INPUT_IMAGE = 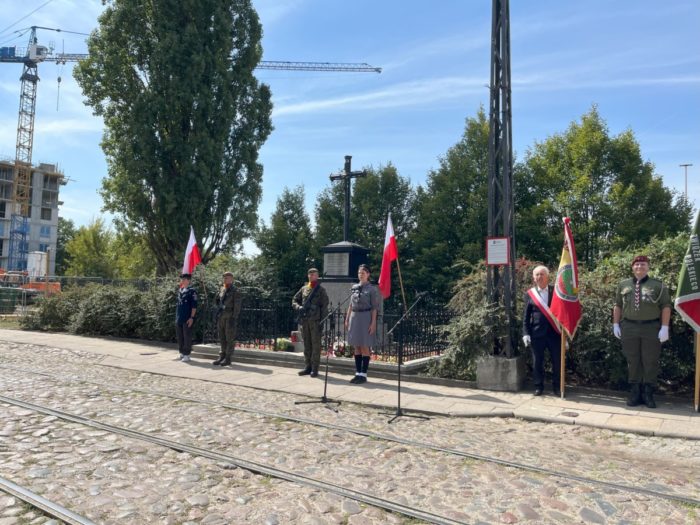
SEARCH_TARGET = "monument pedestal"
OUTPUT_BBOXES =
[321,241,369,308]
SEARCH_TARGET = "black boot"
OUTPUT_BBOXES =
[212,357,224,366]
[298,366,312,376]
[626,383,641,406]
[643,383,657,409]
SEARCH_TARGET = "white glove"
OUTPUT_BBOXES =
[522,335,531,347]
[613,323,621,339]
[658,325,669,343]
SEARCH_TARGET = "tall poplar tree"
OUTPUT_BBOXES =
[75,0,273,274]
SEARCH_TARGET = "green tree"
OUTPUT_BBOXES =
[112,230,157,279]
[74,0,273,274]
[411,109,490,300]
[516,106,692,266]
[55,217,76,275]
[255,186,316,292]
[64,218,116,278]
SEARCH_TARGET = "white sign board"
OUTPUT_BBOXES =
[486,237,510,266]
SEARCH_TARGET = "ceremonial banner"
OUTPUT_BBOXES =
[675,211,700,332]
[550,217,582,339]
[182,226,202,275]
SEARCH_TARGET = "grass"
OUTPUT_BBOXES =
[0,316,21,329]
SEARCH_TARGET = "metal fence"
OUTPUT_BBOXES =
[2,276,452,361]
[321,304,452,363]
[198,290,297,350]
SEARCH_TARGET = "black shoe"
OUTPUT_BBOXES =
[534,388,543,396]
[356,376,367,384]
[212,358,224,366]
[220,360,232,367]
[626,383,642,407]
[350,375,360,383]
[298,367,312,376]
[643,383,656,409]
[310,370,319,378]
[553,387,561,396]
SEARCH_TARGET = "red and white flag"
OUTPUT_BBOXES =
[182,226,202,275]
[378,213,398,299]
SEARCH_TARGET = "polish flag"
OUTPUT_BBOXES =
[378,213,398,299]
[182,226,202,275]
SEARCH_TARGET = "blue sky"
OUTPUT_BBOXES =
[0,0,698,252]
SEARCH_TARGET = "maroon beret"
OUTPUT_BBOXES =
[631,255,649,266]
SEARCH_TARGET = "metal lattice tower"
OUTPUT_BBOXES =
[8,28,41,271]
[486,0,517,357]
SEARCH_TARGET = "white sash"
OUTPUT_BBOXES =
[527,287,561,334]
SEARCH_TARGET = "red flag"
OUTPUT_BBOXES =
[550,217,582,339]
[378,213,398,299]
[182,226,202,275]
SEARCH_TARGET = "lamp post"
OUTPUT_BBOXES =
[680,163,693,201]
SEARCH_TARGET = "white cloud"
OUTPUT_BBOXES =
[254,0,306,26]
[274,76,488,116]
[35,117,102,135]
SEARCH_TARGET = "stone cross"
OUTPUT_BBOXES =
[329,155,367,242]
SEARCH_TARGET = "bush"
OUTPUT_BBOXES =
[20,285,96,332]
[19,264,287,344]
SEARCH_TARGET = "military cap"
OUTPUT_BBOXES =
[307,268,319,274]
[222,271,234,278]
[631,255,649,266]
[180,273,192,279]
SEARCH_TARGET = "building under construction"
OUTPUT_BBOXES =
[0,158,63,274]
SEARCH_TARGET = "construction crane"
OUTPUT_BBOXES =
[0,26,381,271]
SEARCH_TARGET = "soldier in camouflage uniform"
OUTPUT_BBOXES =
[292,268,329,377]
[613,255,672,408]
[213,271,242,367]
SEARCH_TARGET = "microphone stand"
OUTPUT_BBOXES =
[384,293,430,424]
[294,289,353,412]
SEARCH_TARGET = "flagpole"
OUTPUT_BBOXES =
[694,332,699,413]
[394,254,408,314]
[560,332,566,399]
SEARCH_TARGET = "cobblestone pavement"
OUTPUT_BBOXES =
[0,342,699,524]
[0,493,66,525]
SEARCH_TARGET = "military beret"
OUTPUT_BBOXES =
[222,271,234,278]
[180,273,192,279]
[631,255,649,266]
[307,268,319,274]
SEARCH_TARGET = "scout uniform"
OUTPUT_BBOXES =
[214,272,242,366]
[292,268,329,377]
[175,274,197,362]
[615,261,671,407]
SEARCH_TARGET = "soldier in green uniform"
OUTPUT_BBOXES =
[292,268,329,377]
[613,255,672,408]
[213,271,242,367]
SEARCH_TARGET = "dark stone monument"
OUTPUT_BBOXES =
[322,155,369,308]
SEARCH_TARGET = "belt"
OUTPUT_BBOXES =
[352,307,372,312]
[622,318,659,324]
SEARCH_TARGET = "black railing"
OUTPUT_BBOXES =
[200,288,297,351]
[321,304,452,363]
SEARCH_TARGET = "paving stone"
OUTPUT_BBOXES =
[579,507,606,524]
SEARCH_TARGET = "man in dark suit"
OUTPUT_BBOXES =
[522,265,561,396]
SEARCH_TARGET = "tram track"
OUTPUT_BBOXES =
[0,393,464,525]
[1,363,699,509]
[0,475,95,525]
